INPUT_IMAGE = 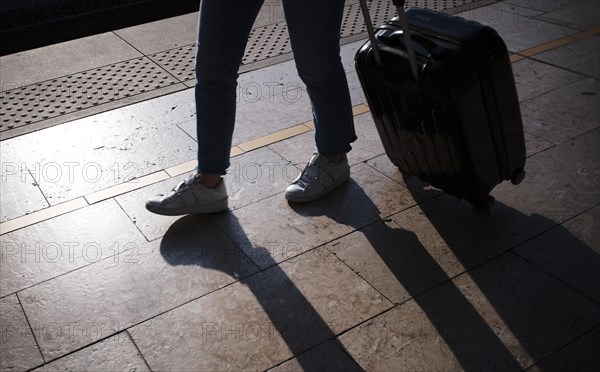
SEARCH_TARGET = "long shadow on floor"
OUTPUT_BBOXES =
[288,176,600,370]
[160,212,364,371]
[159,174,599,370]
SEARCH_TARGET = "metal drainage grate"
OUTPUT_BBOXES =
[148,45,196,83]
[1,0,487,136]
[151,0,486,77]
[145,0,398,85]
[340,0,485,37]
[243,21,291,64]
[341,0,397,38]
[409,0,482,12]
[0,57,178,131]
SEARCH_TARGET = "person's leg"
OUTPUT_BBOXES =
[282,0,356,203]
[282,0,356,157]
[146,0,264,215]
[195,0,265,178]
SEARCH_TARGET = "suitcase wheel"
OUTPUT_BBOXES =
[511,169,526,185]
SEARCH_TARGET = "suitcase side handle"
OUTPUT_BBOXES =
[359,0,419,80]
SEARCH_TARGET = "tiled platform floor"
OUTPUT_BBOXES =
[1,0,599,371]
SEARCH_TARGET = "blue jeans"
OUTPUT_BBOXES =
[195,0,356,175]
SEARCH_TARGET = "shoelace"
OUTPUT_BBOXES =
[296,155,332,189]
[170,174,198,194]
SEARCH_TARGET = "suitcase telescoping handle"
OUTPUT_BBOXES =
[359,0,419,80]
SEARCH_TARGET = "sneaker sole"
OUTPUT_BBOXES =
[285,170,350,204]
[145,198,228,216]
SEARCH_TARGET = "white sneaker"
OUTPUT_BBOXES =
[285,152,350,203]
[146,173,228,215]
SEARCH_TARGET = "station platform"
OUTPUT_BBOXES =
[1,0,599,370]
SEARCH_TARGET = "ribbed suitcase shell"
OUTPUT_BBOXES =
[355,8,526,209]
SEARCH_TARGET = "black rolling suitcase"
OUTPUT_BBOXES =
[355,0,526,210]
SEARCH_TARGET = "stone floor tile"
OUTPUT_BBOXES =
[453,253,600,367]
[176,119,197,141]
[234,56,308,115]
[339,253,600,371]
[347,112,386,165]
[114,13,200,55]
[211,191,354,270]
[457,4,576,52]
[232,57,316,147]
[114,177,189,241]
[0,294,44,371]
[128,87,196,126]
[120,0,282,60]
[504,0,572,13]
[232,89,311,145]
[253,0,286,28]
[0,33,142,90]
[512,57,583,102]
[234,36,362,102]
[130,247,391,371]
[177,83,313,148]
[528,326,600,372]
[267,340,363,372]
[268,113,385,168]
[0,95,198,206]
[486,1,545,18]
[212,162,416,269]
[115,147,300,241]
[524,132,554,157]
[515,206,600,302]
[535,1,600,30]
[334,189,557,304]
[1,81,189,141]
[534,36,600,79]
[84,169,170,205]
[236,55,306,93]
[0,199,146,297]
[327,216,466,305]
[340,40,366,74]
[267,131,315,168]
[364,154,405,184]
[31,332,149,371]
[0,166,49,222]
[521,77,599,144]
[225,147,300,208]
[365,155,443,202]
[340,300,466,371]
[0,198,88,236]
[177,35,368,146]
[397,192,559,269]
[18,216,258,360]
[355,112,389,149]
[493,129,600,222]
[347,70,367,107]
